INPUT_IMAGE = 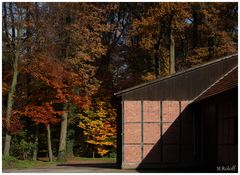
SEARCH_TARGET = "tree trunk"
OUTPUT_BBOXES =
[169,13,175,74]
[32,125,39,161]
[35,3,39,25]
[3,3,9,40]
[9,3,15,38]
[4,134,11,156]
[26,4,31,53]
[66,127,75,158]
[9,2,16,50]
[3,3,22,156]
[47,124,53,162]
[154,36,161,78]
[208,35,215,60]
[192,7,198,49]
[169,32,175,74]
[154,51,160,78]
[58,105,68,161]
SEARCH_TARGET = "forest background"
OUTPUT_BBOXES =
[2,2,237,162]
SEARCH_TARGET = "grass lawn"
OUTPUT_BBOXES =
[3,156,116,170]
[2,156,58,169]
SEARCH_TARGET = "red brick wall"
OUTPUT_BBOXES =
[122,100,192,169]
[124,145,141,162]
[143,101,160,122]
[143,123,160,144]
[123,101,141,165]
[162,101,179,122]
[124,101,141,122]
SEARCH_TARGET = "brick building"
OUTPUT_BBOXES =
[115,54,238,172]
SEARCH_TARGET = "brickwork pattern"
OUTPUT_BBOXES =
[124,101,141,122]
[122,100,193,168]
[124,123,141,144]
[143,101,160,122]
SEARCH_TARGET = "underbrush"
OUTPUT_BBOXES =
[2,156,57,169]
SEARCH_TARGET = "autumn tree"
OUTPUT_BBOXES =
[118,2,238,83]
[172,2,237,68]
[3,2,30,156]
[130,3,190,77]
[45,3,108,161]
[21,103,61,162]
[79,98,116,157]
[20,53,68,161]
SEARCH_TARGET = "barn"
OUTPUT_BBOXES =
[115,54,238,172]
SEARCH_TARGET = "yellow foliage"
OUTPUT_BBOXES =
[97,148,109,156]
[141,72,156,82]
[78,97,116,156]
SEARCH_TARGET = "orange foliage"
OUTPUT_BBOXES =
[131,3,190,51]
[2,110,23,134]
[21,103,62,126]
[2,82,9,95]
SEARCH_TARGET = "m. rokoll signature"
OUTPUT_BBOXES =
[217,165,237,171]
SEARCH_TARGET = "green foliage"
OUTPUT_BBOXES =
[3,156,18,169]
[10,131,36,160]
[19,139,36,159]
[105,151,117,158]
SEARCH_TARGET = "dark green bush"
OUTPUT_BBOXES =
[10,132,36,160]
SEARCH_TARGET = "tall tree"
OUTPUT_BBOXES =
[3,3,24,156]
[47,3,108,161]
[21,102,61,162]
[130,3,190,77]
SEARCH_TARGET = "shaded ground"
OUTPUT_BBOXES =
[3,158,137,173]
[3,157,208,173]
[3,164,136,173]
[3,159,219,173]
